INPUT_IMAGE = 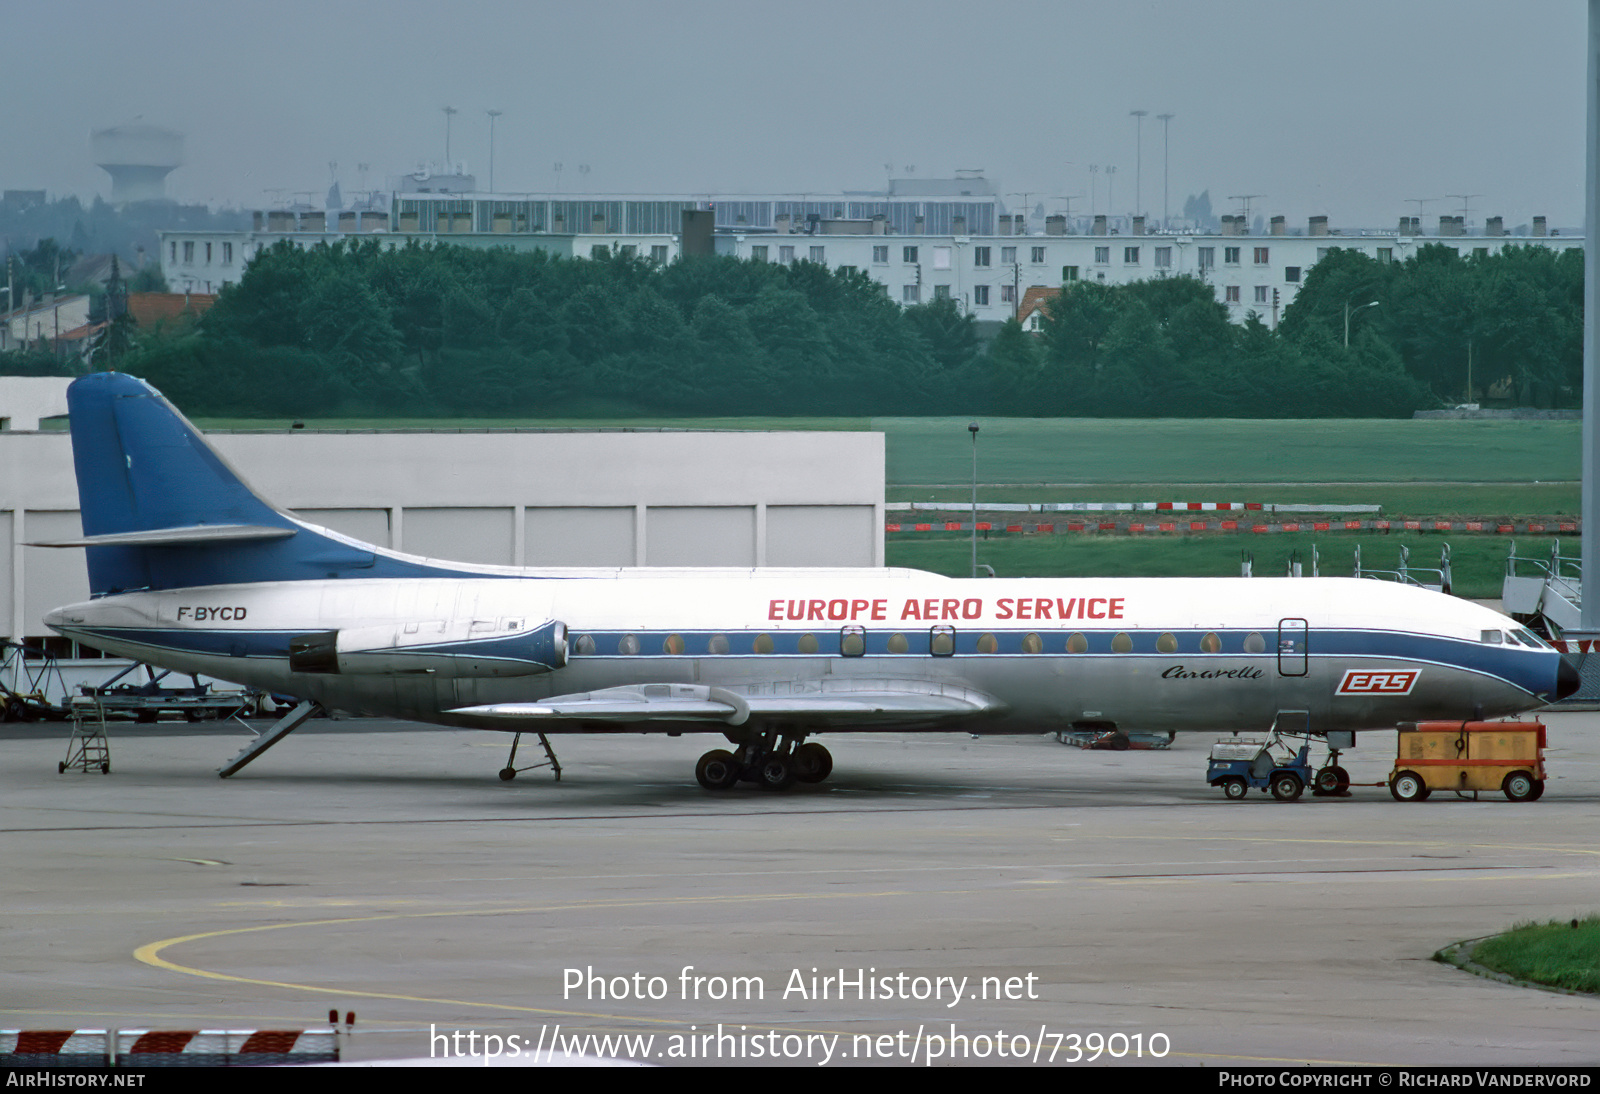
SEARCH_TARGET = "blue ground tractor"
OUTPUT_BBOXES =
[1207,735,1316,801]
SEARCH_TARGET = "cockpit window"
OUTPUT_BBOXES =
[1481,629,1504,644]
[1515,627,1552,650]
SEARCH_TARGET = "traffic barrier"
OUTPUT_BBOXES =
[0,1027,339,1067]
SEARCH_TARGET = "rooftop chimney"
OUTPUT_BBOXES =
[1270,215,1285,236]
[1045,215,1066,236]
[1092,215,1107,236]
[1533,216,1547,237]
[1131,215,1145,236]
[1309,215,1328,237]
[1486,216,1504,237]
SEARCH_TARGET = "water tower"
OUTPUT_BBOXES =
[91,123,184,203]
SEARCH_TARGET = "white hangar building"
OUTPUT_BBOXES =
[0,416,885,658]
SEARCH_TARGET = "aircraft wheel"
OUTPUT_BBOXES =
[1502,770,1537,802]
[1315,766,1350,794]
[1390,771,1427,802]
[756,753,796,791]
[1221,777,1248,801]
[101,762,110,774]
[792,743,832,784]
[1270,773,1303,802]
[58,762,66,774]
[696,749,740,791]
[498,767,517,782]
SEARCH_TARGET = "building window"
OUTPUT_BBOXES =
[1000,284,1015,304]
[1094,246,1110,264]
[1253,247,1269,264]
[1154,247,1172,268]
[974,285,989,305]
[169,241,177,264]
[182,241,194,264]
[934,284,951,300]
[1377,248,1393,263]
[1197,247,1214,270]
[620,244,637,258]
[204,242,212,264]
[222,242,233,263]
[873,245,889,263]
[809,245,825,263]
[1254,285,1270,303]
[651,245,668,263]
[1284,267,1301,283]
[1124,246,1140,264]
[973,246,991,267]
[1001,246,1016,264]
[1224,246,1241,265]
[903,246,919,263]
[751,245,768,262]
[1062,265,1079,281]
[1032,246,1046,264]
[590,244,608,259]
[903,285,920,303]
[1225,285,1241,303]
[779,245,795,263]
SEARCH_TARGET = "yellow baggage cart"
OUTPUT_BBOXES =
[1389,721,1546,802]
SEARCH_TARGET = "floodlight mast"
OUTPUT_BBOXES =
[1584,0,1600,635]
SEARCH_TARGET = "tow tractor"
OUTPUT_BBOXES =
[1207,731,1315,801]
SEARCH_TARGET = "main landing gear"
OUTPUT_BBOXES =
[695,732,832,792]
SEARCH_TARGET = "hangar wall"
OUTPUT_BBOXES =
[0,427,886,646]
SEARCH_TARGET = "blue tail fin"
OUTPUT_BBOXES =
[66,373,463,595]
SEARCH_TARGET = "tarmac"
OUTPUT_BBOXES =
[4,712,1598,1067]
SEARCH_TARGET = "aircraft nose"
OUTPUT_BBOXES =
[1556,655,1583,701]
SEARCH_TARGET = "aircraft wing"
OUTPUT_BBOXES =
[450,679,1003,728]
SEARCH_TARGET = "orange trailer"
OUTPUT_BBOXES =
[1389,721,1546,802]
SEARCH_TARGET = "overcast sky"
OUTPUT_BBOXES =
[4,0,1588,230]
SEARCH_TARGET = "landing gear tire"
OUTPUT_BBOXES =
[1502,770,1538,802]
[1270,773,1304,802]
[1314,765,1350,795]
[696,749,740,791]
[791,742,833,784]
[498,767,516,782]
[1222,777,1249,800]
[1390,770,1428,802]
[756,753,796,791]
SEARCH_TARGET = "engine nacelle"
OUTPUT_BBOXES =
[289,619,567,678]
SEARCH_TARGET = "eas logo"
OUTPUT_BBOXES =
[1337,670,1420,696]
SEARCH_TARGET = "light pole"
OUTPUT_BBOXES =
[1344,298,1380,347]
[1130,110,1148,220]
[486,109,502,192]
[442,106,458,170]
[1156,113,1174,229]
[969,422,980,579]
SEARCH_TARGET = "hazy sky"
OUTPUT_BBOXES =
[5,0,1588,229]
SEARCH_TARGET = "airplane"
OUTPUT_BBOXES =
[38,372,1581,791]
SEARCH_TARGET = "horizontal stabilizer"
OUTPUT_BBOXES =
[451,678,1003,728]
[29,524,298,549]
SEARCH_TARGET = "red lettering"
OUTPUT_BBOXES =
[850,599,869,620]
[1035,598,1053,620]
[923,599,939,619]
[769,599,784,621]
[962,598,981,620]
[828,599,848,621]
[1088,598,1107,619]
[942,599,960,620]
[996,598,1014,620]
[1108,597,1124,619]
[1016,599,1032,620]
[871,599,887,621]
[901,599,922,620]
[808,600,825,621]
[787,600,805,621]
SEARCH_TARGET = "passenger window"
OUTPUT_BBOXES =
[573,634,596,655]
[840,626,865,657]
[1156,633,1178,653]
[707,635,730,655]
[1111,633,1133,653]
[887,633,909,654]
[1200,632,1222,654]
[976,633,998,654]
[1021,633,1043,654]
[930,626,955,656]
[797,633,819,655]
[1066,632,1088,654]
[752,634,775,654]
[1243,632,1266,654]
[618,634,641,655]
[663,634,685,655]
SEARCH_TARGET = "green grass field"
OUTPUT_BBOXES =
[1464,916,1600,994]
[885,531,1554,601]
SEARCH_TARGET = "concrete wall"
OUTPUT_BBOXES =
[0,427,885,643]
[0,377,72,430]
